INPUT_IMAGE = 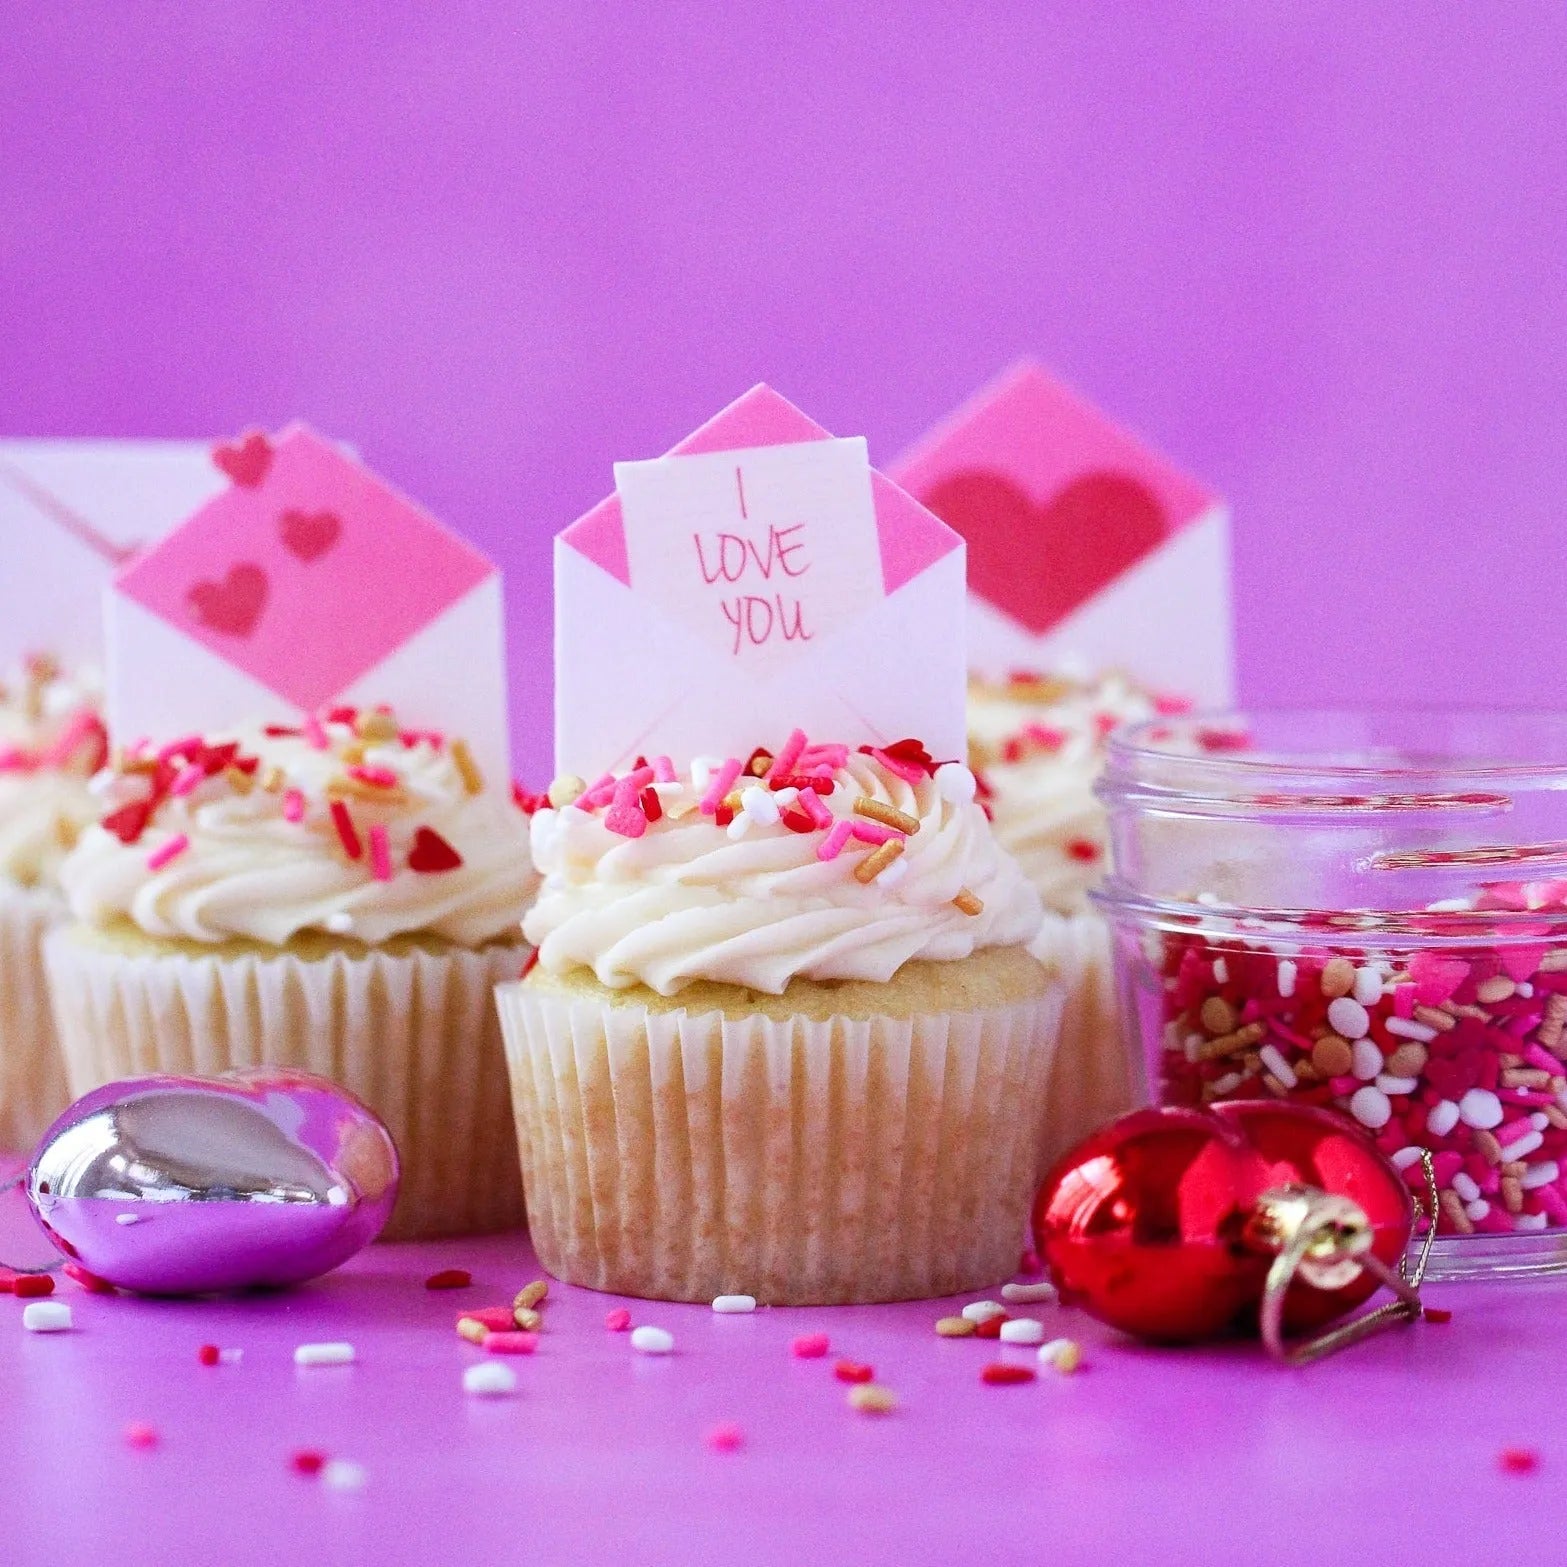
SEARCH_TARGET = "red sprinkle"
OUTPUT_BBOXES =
[13,1274,54,1298]
[407,825,463,873]
[981,1363,1037,1386]
[459,1307,516,1333]
[1424,1307,1454,1325]
[1065,838,1101,863]
[424,1268,472,1291]
[791,1333,831,1359]
[197,1343,221,1366]
[290,1449,328,1477]
[329,799,363,861]
[604,1308,632,1332]
[1499,1447,1541,1475]
[974,1314,1010,1339]
[833,1359,874,1384]
[63,1262,116,1295]
[519,948,540,981]
[706,1422,746,1453]
[123,1422,159,1450]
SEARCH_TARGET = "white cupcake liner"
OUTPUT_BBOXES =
[496,978,1064,1305]
[44,928,526,1240]
[0,884,72,1153]
[1029,909,1136,1168]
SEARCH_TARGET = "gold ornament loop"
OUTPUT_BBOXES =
[1257,1150,1438,1366]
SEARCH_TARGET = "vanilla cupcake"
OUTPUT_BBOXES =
[967,670,1179,1163]
[0,657,105,1148]
[46,707,536,1238]
[496,733,1060,1305]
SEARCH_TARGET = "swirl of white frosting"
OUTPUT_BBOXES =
[0,663,105,889]
[967,673,1160,915]
[523,749,1042,995]
[60,720,536,948]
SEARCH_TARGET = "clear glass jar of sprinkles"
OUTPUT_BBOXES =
[1095,711,1567,1281]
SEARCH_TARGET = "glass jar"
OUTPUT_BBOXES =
[1095,710,1567,1280]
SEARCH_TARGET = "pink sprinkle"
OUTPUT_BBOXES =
[484,1331,539,1356]
[816,821,854,861]
[864,747,925,785]
[604,1308,632,1332]
[1496,1117,1538,1146]
[799,743,848,769]
[1535,1184,1567,1225]
[574,772,618,811]
[169,763,206,798]
[849,820,903,846]
[0,748,33,773]
[766,728,808,784]
[1392,983,1417,1020]
[1499,1446,1540,1475]
[791,1333,830,1359]
[1523,1044,1563,1075]
[1328,1075,1360,1095]
[282,788,306,823]
[41,710,100,768]
[605,776,650,838]
[146,834,189,872]
[303,713,329,750]
[368,824,393,882]
[705,1423,745,1454]
[348,764,399,789]
[651,755,676,783]
[700,758,743,815]
[1500,1090,1557,1108]
[155,735,200,763]
[800,789,834,829]
[123,1423,159,1450]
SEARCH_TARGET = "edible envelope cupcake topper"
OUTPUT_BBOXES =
[556,384,965,778]
[0,440,222,668]
[107,424,510,778]
[891,361,1233,703]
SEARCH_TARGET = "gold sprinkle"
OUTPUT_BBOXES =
[1200,996,1238,1035]
[1319,958,1356,999]
[451,738,484,796]
[328,776,410,806]
[456,1317,489,1345]
[935,1316,976,1338]
[515,1280,548,1312]
[1540,950,1567,973]
[854,839,905,885]
[854,797,919,836]
[1384,1042,1429,1078]
[1412,1005,1456,1032]
[1539,994,1567,1052]
[260,766,285,794]
[118,754,160,777]
[846,1385,897,1415]
[357,709,400,743]
[1045,1339,1082,1374]
[746,750,773,778]
[338,740,366,767]
[1503,1160,1528,1178]
[512,1305,542,1333]
[224,765,255,795]
[1476,975,1516,1005]
[1502,1176,1524,1214]
[1195,1023,1266,1062]
[547,774,586,809]
[1474,1128,1504,1165]
[1502,1068,1551,1090]
[1439,1189,1474,1235]
[952,890,984,917]
[1547,1106,1567,1131]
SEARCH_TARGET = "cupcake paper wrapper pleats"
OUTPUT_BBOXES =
[0,885,72,1153]
[496,981,1064,1305]
[44,929,526,1241]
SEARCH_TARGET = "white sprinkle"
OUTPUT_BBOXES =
[1352,966,1384,1006]
[1276,959,1298,998]
[1391,1147,1425,1170]
[772,787,800,810]
[294,1342,355,1367]
[1521,1160,1560,1190]
[1465,1198,1491,1222]
[87,769,118,797]
[1209,1070,1245,1096]
[739,786,779,827]
[115,1212,143,1226]
[1211,958,1230,984]
[1376,1074,1419,1096]
[325,911,355,935]
[724,813,753,840]
[1328,997,1371,1040]
[1196,892,1223,908]
[1001,1281,1058,1304]
[1349,1085,1392,1129]
[1533,1109,1553,1129]
[1458,1088,1504,1130]
[934,763,976,805]
[961,1300,1007,1324]
[1350,1038,1384,1080]
[1518,982,1536,998]
[462,1362,517,1396]
[1517,1212,1550,1231]
[1427,1099,1461,1137]
[1385,1017,1438,1043]
[321,1459,368,1491]
[711,1295,756,1314]
[1426,897,1475,913]
[1452,1171,1481,1203]
[690,757,722,792]
[999,1318,1047,1345]
[1183,1032,1203,1063]
[630,1325,674,1355]
[22,1301,71,1333]
[1500,1131,1546,1163]
[1037,1338,1080,1368]
[219,1347,244,1365]
[1258,1044,1296,1089]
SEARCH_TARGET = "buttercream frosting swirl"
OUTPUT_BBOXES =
[60,713,535,948]
[524,740,1042,995]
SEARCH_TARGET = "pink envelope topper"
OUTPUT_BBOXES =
[109,424,510,780]
[891,361,1234,703]
[556,385,965,778]
[0,440,224,670]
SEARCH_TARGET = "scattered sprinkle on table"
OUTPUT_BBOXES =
[485,1331,538,1356]
[791,1333,831,1359]
[1038,1339,1083,1373]
[604,1308,632,1332]
[706,1423,746,1453]
[935,1316,976,1338]
[1499,1447,1540,1475]
[630,1325,674,1356]
[123,1423,158,1450]
[22,1301,72,1333]
[961,1300,1007,1324]
[1001,1281,1058,1305]
[290,1450,328,1476]
[1424,1307,1454,1324]
[197,1343,222,1366]
[981,1363,1036,1386]
[321,1459,368,1491]
[463,1362,517,1397]
[847,1385,897,1415]
[294,1342,356,1367]
[999,1318,1046,1345]
[515,1280,548,1311]
[974,1314,1009,1339]
[13,1274,54,1298]
[424,1268,472,1290]
[712,1294,757,1314]
[834,1359,874,1384]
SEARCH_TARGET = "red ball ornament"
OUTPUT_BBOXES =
[1032,1101,1415,1345]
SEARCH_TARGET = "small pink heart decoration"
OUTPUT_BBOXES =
[279,509,342,563]
[187,563,268,638]
[211,432,273,489]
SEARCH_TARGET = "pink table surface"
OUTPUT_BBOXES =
[0,1178,1561,1566]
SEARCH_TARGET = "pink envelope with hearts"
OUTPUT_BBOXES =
[0,440,224,670]
[891,361,1233,703]
[556,384,965,778]
[109,423,510,779]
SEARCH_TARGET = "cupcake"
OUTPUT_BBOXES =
[0,656,106,1148]
[45,707,535,1239]
[497,734,1061,1305]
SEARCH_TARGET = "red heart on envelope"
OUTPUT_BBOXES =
[212,432,273,489]
[187,563,268,638]
[921,468,1166,635]
[280,509,342,563]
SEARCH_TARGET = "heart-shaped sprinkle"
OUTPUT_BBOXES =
[279,509,342,563]
[187,563,268,638]
[102,798,153,845]
[211,431,273,488]
[408,827,463,873]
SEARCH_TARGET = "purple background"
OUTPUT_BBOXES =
[4,5,1565,782]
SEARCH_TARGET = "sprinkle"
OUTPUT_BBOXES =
[329,800,363,861]
[1038,1338,1083,1373]
[1277,959,1298,997]
[864,746,925,785]
[358,709,400,743]
[1499,1447,1540,1475]
[223,764,255,794]
[854,839,906,884]
[1001,1281,1058,1304]
[712,1294,756,1314]
[22,1301,72,1332]
[456,1317,490,1345]
[407,826,463,873]
[485,1332,539,1356]
[261,765,285,793]
[800,789,834,829]
[961,1300,1007,1324]
[816,820,854,861]
[156,734,201,763]
[515,1280,548,1311]
[999,1318,1047,1345]
[605,777,650,838]
[547,774,586,809]
[791,1333,830,1359]
[303,713,329,750]
[12,1274,54,1297]
[169,762,206,797]
[325,912,354,935]
[935,1316,976,1337]
[1459,1088,1505,1130]
[953,890,984,917]
[846,1385,897,1415]
[463,1362,517,1397]
[764,729,807,784]
[145,834,189,873]
[834,1359,875,1384]
[123,1423,159,1450]
[1423,1307,1454,1324]
[512,1306,542,1332]
[630,1325,674,1356]
[290,1450,328,1476]
[347,764,399,790]
[604,1309,632,1332]
[705,1422,746,1453]
[739,786,780,827]
[294,1342,355,1367]
[367,824,393,882]
[699,758,743,815]
[981,1363,1035,1386]
[448,738,484,795]
[197,1343,221,1366]
[321,1459,368,1491]
[854,797,920,835]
